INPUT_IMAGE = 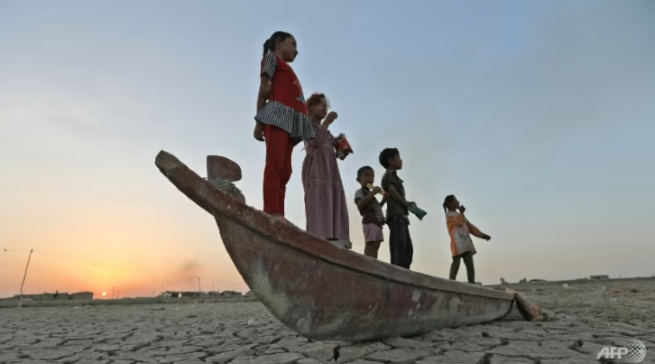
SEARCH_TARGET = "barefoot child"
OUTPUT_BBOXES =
[301,93,350,248]
[354,166,386,258]
[442,194,491,284]
[254,31,315,221]
[379,148,413,269]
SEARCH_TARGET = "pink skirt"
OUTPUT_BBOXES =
[362,223,384,243]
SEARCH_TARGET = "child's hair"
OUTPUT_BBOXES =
[443,194,455,213]
[356,166,374,182]
[306,93,330,108]
[378,148,399,169]
[263,31,293,56]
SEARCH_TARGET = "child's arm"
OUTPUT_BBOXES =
[380,174,410,207]
[356,188,380,210]
[257,75,272,113]
[466,220,491,240]
[386,185,411,208]
[321,111,337,132]
[256,53,277,113]
[379,196,387,207]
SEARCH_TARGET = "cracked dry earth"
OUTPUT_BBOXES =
[1,280,654,364]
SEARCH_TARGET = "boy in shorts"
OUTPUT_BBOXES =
[353,166,386,259]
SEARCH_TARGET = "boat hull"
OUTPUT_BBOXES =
[217,217,513,341]
[156,151,516,341]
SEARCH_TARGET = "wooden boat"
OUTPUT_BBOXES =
[155,150,542,341]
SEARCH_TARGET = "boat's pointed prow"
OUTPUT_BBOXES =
[155,150,246,211]
[155,150,180,176]
[154,150,221,216]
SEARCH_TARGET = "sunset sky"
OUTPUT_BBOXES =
[1,0,653,298]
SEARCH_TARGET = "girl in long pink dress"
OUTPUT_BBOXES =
[301,93,351,248]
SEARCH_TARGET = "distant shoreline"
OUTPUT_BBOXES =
[488,275,655,288]
[0,295,258,309]
[2,275,653,309]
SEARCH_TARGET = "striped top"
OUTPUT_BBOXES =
[255,52,315,144]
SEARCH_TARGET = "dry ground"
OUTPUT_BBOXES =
[1,278,654,364]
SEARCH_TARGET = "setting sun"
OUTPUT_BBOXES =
[102,292,107,297]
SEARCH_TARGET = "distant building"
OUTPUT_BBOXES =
[160,291,204,298]
[180,291,203,298]
[51,292,70,300]
[161,291,181,298]
[590,275,609,280]
[70,292,93,300]
[7,291,92,301]
[220,290,242,296]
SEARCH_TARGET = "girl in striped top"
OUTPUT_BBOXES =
[254,31,315,220]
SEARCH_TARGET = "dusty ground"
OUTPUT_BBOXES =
[1,278,654,364]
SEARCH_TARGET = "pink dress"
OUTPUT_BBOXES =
[301,123,350,241]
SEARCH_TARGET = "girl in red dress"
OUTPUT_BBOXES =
[254,31,315,220]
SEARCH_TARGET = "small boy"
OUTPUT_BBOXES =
[379,147,413,269]
[353,166,386,259]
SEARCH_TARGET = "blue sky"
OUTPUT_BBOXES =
[0,0,653,296]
